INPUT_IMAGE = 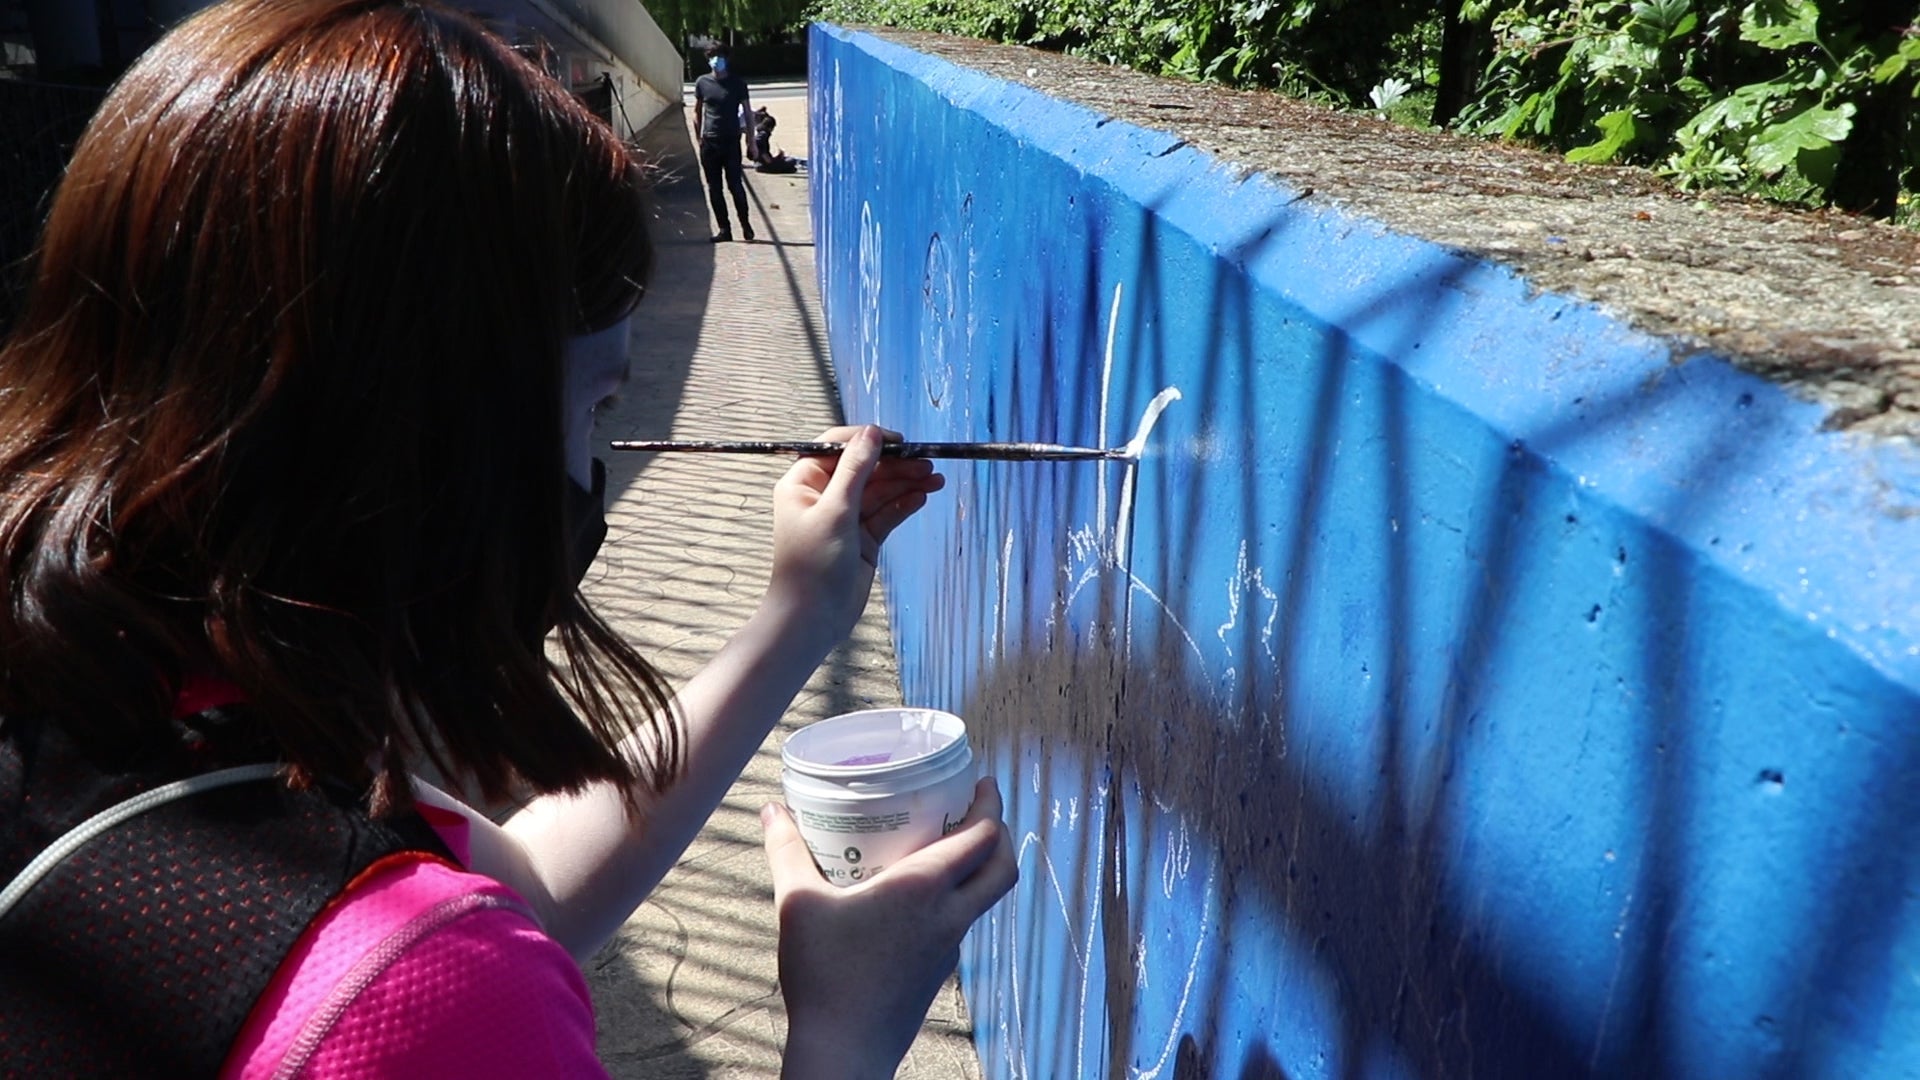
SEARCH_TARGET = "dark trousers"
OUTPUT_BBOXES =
[699,136,750,233]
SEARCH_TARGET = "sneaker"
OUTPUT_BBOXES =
[711,230,732,243]
[742,222,755,242]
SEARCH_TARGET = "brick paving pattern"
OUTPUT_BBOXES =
[577,89,985,1080]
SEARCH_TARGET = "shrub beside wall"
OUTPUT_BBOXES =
[807,1,1920,221]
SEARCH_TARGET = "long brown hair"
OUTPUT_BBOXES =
[0,0,678,812]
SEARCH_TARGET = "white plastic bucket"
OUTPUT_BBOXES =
[780,707,974,887]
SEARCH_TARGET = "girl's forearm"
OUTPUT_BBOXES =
[481,597,830,959]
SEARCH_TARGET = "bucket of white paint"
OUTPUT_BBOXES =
[780,707,974,887]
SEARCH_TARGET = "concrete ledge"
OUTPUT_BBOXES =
[812,23,1920,1078]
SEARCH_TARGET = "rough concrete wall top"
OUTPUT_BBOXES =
[868,29,1920,441]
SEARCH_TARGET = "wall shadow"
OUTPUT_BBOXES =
[950,168,1920,1080]
[952,206,1920,1073]
[961,531,1834,1077]
[808,28,1920,1078]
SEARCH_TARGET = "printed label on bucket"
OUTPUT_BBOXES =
[796,808,911,883]
[780,707,975,887]
[798,809,911,834]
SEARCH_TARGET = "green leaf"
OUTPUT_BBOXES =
[1675,75,1713,103]
[1567,109,1643,162]
[1533,90,1560,137]
[1231,46,1264,82]
[1746,102,1855,174]
[1628,0,1694,46]
[1501,90,1545,140]
[1677,82,1771,138]
[1793,140,1842,190]
[1873,38,1920,84]
[1739,0,1821,51]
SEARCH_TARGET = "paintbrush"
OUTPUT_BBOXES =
[610,390,1185,464]
[608,439,1131,461]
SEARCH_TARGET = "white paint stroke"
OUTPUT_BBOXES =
[1096,282,1123,539]
[1122,385,1182,460]
[1112,385,1183,565]
[857,202,883,397]
[996,528,1015,661]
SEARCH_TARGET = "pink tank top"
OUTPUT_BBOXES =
[220,804,606,1078]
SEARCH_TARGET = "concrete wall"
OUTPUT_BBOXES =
[810,24,1920,1080]
[534,0,682,130]
[87,1,683,136]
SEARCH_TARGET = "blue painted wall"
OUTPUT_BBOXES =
[810,25,1920,1079]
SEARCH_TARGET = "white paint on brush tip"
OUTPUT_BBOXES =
[1112,385,1182,563]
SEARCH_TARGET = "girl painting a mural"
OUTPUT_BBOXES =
[0,1,1015,1075]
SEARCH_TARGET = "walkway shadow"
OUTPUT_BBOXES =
[743,173,838,413]
[603,105,715,506]
[576,104,722,1080]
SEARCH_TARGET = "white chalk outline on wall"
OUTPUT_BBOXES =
[1163,819,1193,901]
[1000,815,1220,1080]
[1216,539,1284,742]
[1217,540,1280,662]
[923,232,955,409]
[985,279,1237,1079]
[1133,864,1218,1080]
[831,60,844,176]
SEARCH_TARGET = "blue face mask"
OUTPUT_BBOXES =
[709,56,727,74]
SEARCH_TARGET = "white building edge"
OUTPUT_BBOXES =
[5,0,683,138]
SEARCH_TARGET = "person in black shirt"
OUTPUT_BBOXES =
[692,43,754,242]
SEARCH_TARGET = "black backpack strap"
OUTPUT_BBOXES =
[0,762,280,920]
[0,718,452,1078]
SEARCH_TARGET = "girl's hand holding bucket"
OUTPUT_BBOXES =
[761,777,1017,1080]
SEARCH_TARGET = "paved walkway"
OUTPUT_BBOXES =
[574,94,985,1079]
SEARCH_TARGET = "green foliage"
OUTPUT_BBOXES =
[808,0,1920,217]
[1459,1,1916,207]
[652,0,814,45]
[810,0,1437,104]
